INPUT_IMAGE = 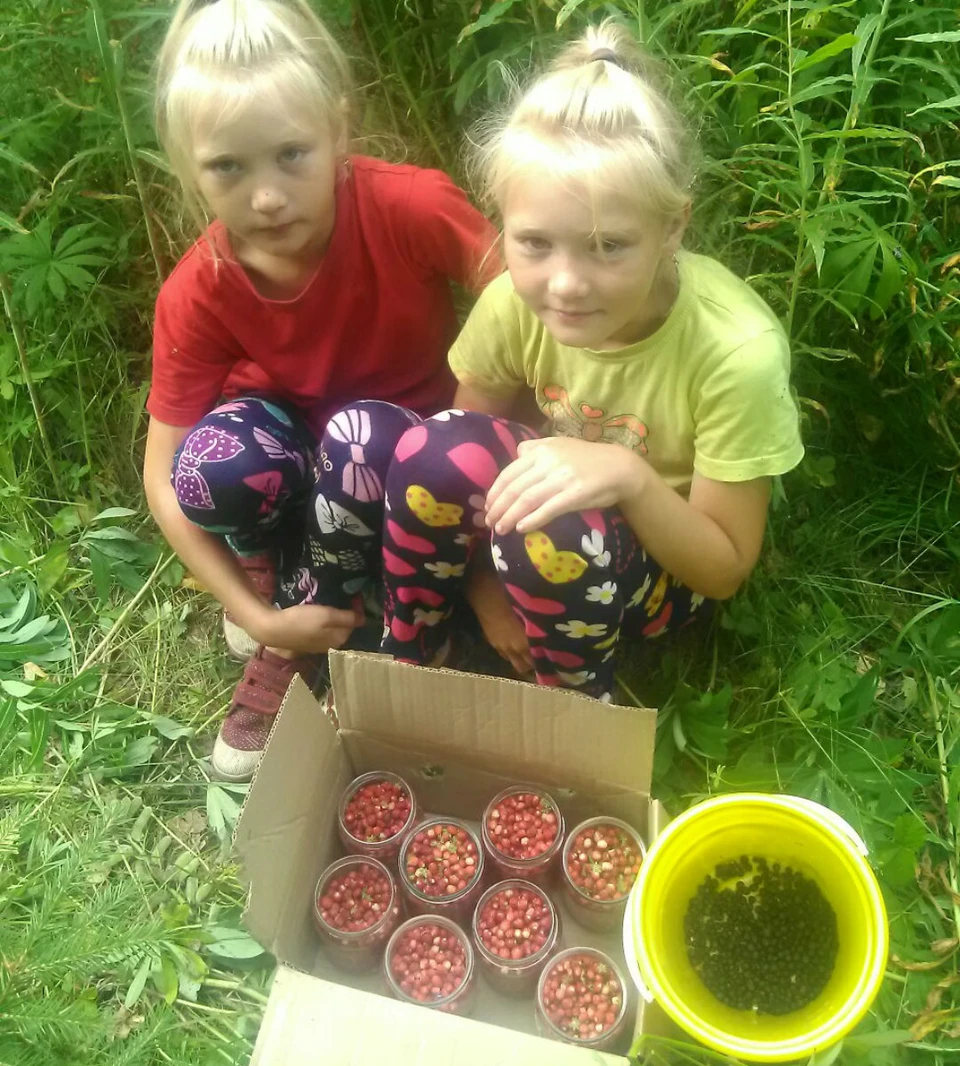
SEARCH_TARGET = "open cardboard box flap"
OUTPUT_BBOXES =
[236,652,663,1065]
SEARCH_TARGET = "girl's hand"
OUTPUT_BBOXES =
[257,602,362,655]
[466,568,533,675]
[485,437,647,534]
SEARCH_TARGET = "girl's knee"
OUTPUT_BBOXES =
[491,513,590,577]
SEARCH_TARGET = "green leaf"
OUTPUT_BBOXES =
[0,211,28,235]
[845,1030,913,1050]
[908,93,960,117]
[125,735,159,766]
[893,813,926,850]
[93,507,138,522]
[206,784,242,844]
[794,34,858,74]
[555,0,592,29]
[89,546,113,604]
[899,31,960,44]
[37,543,70,597]
[206,925,265,961]
[124,954,152,1009]
[146,714,193,741]
[151,954,179,1006]
[457,0,519,43]
[785,75,852,109]
[0,143,40,175]
[873,242,904,314]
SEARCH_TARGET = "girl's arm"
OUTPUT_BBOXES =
[484,438,769,600]
[144,418,358,652]
[453,380,518,418]
[620,465,770,600]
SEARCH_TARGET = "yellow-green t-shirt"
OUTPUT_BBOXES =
[448,251,804,497]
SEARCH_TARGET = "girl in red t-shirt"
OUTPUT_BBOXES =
[144,0,495,781]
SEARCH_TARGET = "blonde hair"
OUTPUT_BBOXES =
[474,20,695,223]
[155,0,351,233]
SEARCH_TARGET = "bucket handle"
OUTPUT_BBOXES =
[789,797,869,857]
[623,880,654,1003]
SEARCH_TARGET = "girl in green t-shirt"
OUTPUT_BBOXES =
[378,20,803,701]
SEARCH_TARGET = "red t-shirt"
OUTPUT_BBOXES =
[147,156,499,433]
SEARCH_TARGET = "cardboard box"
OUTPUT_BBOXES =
[236,651,669,1064]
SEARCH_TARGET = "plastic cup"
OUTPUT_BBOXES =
[536,946,629,1051]
[312,855,401,972]
[398,817,484,925]
[561,816,645,931]
[481,785,564,886]
[338,770,418,865]
[384,915,476,1015]
[472,879,560,995]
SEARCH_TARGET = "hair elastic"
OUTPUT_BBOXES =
[589,48,622,67]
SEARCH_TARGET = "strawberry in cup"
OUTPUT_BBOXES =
[536,947,629,1050]
[338,770,418,865]
[399,817,484,924]
[472,879,560,994]
[312,855,401,972]
[384,915,476,1014]
[561,816,645,931]
[481,786,564,885]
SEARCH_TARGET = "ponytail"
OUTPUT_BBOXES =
[473,18,695,221]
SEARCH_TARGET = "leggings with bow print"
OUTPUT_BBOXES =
[171,396,419,610]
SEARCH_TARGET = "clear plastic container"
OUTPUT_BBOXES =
[338,770,418,865]
[312,855,401,972]
[472,879,560,995]
[399,817,485,924]
[481,785,564,886]
[536,947,630,1051]
[384,915,477,1015]
[561,816,645,932]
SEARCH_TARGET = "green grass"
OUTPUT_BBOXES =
[0,1,958,1064]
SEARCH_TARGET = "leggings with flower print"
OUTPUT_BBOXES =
[380,410,709,701]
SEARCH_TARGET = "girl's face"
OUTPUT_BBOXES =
[502,171,687,350]
[190,94,342,266]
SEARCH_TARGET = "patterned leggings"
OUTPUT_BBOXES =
[379,411,708,700]
[172,396,418,610]
[173,399,708,699]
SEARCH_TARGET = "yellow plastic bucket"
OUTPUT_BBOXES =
[624,794,888,1062]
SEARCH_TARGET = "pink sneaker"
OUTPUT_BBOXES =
[211,647,320,782]
[222,552,276,662]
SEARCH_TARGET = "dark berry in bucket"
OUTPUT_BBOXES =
[684,856,839,1015]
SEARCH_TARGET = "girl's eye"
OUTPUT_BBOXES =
[279,145,306,164]
[598,238,626,255]
[209,159,239,176]
[518,236,550,253]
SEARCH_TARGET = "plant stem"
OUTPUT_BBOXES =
[78,552,176,673]
[362,0,449,168]
[0,274,64,498]
[816,0,892,209]
[110,42,164,286]
[926,669,960,943]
